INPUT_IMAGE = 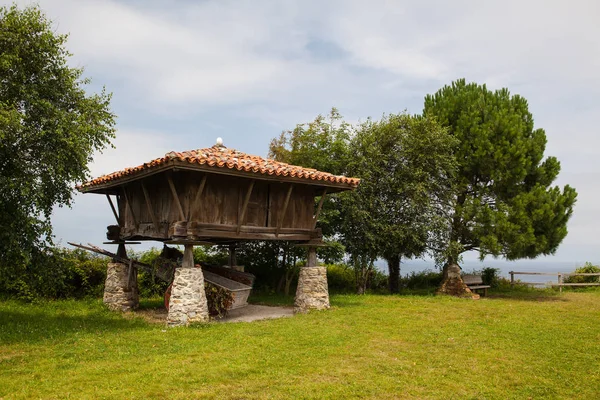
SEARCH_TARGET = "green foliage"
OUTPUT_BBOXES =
[424,79,577,263]
[0,248,107,301]
[564,262,600,284]
[341,113,458,292]
[0,5,116,272]
[326,264,356,292]
[400,270,444,290]
[133,248,171,298]
[269,108,350,238]
[4,291,600,398]
[268,109,458,294]
[480,267,501,288]
[204,281,234,318]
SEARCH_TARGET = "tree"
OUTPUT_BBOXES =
[341,114,457,293]
[0,5,115,271]
[423,79,577,268]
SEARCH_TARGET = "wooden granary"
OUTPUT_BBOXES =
[77,141,359,325]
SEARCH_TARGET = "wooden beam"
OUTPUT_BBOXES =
[167,174,185,221]
[191,174,208,220]
[106,194,120,225]
[237,180,255,233]
[141,181,160,232]
[312,188,328,229]
[276,184,294,236]
[192,229,311,241]
[121,186,138,229]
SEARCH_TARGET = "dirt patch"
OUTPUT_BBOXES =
[125,305,293,324]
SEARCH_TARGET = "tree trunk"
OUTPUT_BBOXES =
[386,255,401,294]
[354,257,368,295]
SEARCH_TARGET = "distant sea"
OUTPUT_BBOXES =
[374,258,597,285]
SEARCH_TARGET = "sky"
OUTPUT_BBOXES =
[7,0,600,272]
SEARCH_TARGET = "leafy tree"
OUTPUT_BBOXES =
[269,109,359,289]
[341,114,457,293]
[423,79,577,267]
[269,108,351,238]
[0,5,115,272]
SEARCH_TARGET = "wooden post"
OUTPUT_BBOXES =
[237,180,255,233]
[116,243,127,261]
[106,195,120,225]
[182,244,194,268]
[191,175,207,220]
[229,244,236,267]
[167,174,186,221]
[307,246,317,268]
[141,182,160,233]
[312,188,328,230]
[558,273,563,293]
[122,186,138,229]
[276,184,293,236]
[510,271,514,287]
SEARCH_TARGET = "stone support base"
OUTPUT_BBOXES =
[167,267,210,326]
[437,264,479,299]
[294,266,330,313]
[103,262,138,312]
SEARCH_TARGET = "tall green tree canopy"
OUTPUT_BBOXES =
[0,5,116,268]
[423,79,577,264]
[269,109,457,293]
[341,113,457,292]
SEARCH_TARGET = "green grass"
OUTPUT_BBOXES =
[1,291,599,399]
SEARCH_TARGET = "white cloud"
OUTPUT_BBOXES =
[4,0,597,262]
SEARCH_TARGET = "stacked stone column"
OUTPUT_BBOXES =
[437,263,479,299]
[294,246,330,313]
[167,244,210,326]
[103,258,139,312]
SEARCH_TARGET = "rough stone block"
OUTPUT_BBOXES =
[167,267,210,327]
[294,266,330,313]
[103,262,138,312]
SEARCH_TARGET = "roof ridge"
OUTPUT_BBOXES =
[79,144,360,190]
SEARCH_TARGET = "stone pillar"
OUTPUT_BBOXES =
[437,263,479,299]
[167,244,209,326]
[103,262,139,312]
[294,246,330,313]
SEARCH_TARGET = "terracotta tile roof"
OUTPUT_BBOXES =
[79,145,360,190]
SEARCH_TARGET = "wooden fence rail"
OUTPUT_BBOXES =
[509,271,600,292]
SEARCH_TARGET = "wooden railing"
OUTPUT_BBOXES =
[509,271,600,292]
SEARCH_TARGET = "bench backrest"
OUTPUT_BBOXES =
[462,274,484,285]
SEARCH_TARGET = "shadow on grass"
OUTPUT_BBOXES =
[486,292,569,302]
[0,300,149,346]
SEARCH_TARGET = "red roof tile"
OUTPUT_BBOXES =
[79,145,360,190]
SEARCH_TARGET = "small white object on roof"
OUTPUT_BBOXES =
[216,137,224,146]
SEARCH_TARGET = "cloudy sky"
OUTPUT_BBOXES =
[8,0,600,269]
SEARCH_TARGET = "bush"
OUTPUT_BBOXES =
[327,264,356,292]
[369,269,389,291]
[480,267,501,288]
[401,270,443,290]
[0,247,108,301]
[133,248,172,298]
[564,262,600,284]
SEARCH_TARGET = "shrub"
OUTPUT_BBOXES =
[480,267,501,288]
[0,247,108,300]
[205,281,234,318]
[369,269,389,291]
[564,262,600,284]
[401,270,443,290]
[327,264,356,292]
[133,248,172,298]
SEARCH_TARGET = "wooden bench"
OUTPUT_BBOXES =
[462,274,491,296]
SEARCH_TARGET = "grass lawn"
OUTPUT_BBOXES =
[1,290,599,399]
